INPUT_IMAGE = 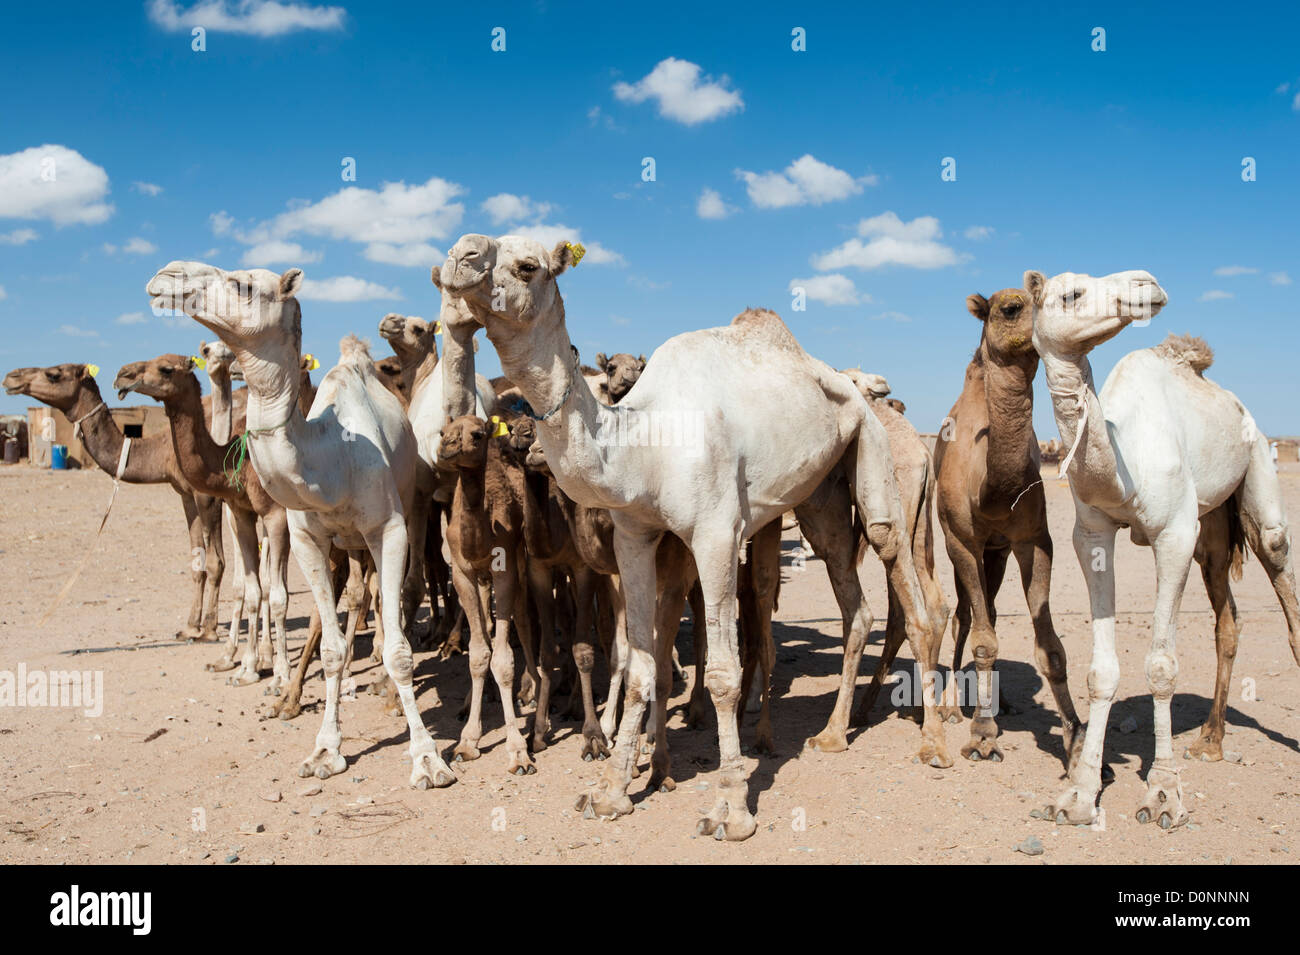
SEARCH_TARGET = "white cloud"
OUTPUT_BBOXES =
[0,228,38,245]
[1294,91,1300,112]
[240,240,321,266]
[298,276,402,302]
[964,225,993,240]
[812,212,966,271]
[735,155,873,209]
[132,181,164,197]
[1213,265,1258,276]
[146,0,345,36]
[613,57,743,125]
[1269,271,1292,286]
[0,285,6,300]
[501,222,622,266]
[59,324,100,338]
[115,311,149,325]
[0,144,113,226]
[696,188,734,220]
[481,193,551,226]
[1199,290,1233,301]
[103,237,158,256]
[220,177,464,269]
[871,311,913,323]
[788,274,864,306]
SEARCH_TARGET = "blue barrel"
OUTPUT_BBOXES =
[51,443,68,470]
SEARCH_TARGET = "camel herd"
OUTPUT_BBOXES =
[5,238,1299,841]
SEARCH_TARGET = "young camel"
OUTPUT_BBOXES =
[438,413,538,775]
[927,289,1084,767]
[147,261,456,790]
[435,233,933,840]
[1027,268,1300,829]
[3,363,225,640]
[114,354,293,692]
[592,352,646,403]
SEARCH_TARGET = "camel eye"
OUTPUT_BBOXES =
[518,261,538,275]
[1063,290,1084,306]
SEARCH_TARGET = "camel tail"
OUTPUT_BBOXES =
[1227,491,1247,582]
[338,334,374,366]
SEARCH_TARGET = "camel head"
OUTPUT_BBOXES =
[147,261,305,379]
[1024,269,1167,358]
[198,340,238,384]
[373,356,409,404]
[3,363,99,410]
[378,314,437,365]
[113,354,201,405]
[841,368,891,400]
[595,352,647,403]
[967,288,1038,360]
[437,414,490,471]
[434,233,579,333]
[505,414,536,456]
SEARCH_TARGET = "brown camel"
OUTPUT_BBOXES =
[438,413,538,775]
[931,288,1083,766]
[114,354,294,692]
[593,352,647,403]
[3,362,225,640]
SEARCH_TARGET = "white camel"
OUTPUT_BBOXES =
[434,233,933,840]
[147,261,457,790]
[1027,268,1300,829]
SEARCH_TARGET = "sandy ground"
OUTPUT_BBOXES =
[1,462,1297,865]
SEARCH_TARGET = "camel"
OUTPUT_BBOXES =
[3,363,225,640]
[146,260,457,790]
[916,289,1084,767]
[837,370,951,737]
[1026,268,1300,828]
[437,413,537,775]
[114,354,294,692]
[374,356,410,408]
[434,233,933,839]
[593,352,647,403]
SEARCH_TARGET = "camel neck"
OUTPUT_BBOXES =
[68,386,168,484]
[980,344,1039,494]
[1041,352,1125,502]
[164,381,238,499]
[439,324,477,419]
[405,348,439,399]
[208,372,233,444]
[486,316,626,510]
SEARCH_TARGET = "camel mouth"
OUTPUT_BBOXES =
[4,384,25,395]
[378,317,405,336]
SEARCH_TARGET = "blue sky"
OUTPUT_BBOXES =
[1,1,1297,436]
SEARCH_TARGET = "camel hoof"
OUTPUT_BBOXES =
[576,787,632,821]
[299,748,346,780]
[1183,737,1224,762]
[1136,766,1188,831]
[1049,785,1099,826]
[805,731,848,754]
[938,705,963,724]
[511,762,537,777]
[648,773,676,794]
[713,824,726,841]
[452,744,481,763]
[206,658,237,673]
[411,752,457,790]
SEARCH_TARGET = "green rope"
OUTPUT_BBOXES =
[223,419,289,492]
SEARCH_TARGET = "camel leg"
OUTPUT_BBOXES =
[742,521,780,754]
[527,562,559,753]
[941,576,971,722]
[571,567,609,760]
[209,503,244,670]
[401,490,429,646]
[1133,513,1197,830]
[685,582,709,729]
[178,491,209,641]
[599,582,629,746]
[648,538,694,791]
[943,536,1000,763]
[486,553,536,776]
[292,522,352,780]
[1185,506,1238,762]
[255,528,273,672]
[1050,507,1118,825]
[227,511,265,687]
[1238,441,1300,662]
[798,472,877,753]
[367,516,456,789]
[197,494,225,640]
[854,583,908,724]
[452,562,492,761]
[579,528,660,822]
[271,551,347,721]
[689,526,757,841]
[262,511,293,697]
[1014,532,1084,769]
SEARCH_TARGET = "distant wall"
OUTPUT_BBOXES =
[25,406,169,467]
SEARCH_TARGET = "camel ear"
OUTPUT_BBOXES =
[637,354,646,365]
[430,264,443,290]
[1024,270,1046,306]
[594,352,608,371]
[279,268,304,299]
[966,293,990,322]
[550,241,583,276]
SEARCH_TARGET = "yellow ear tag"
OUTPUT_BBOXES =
[434,320,442,334]
[491,416,509,438]
[190,355,206,370]
[306,354,320,371]
[566,242,586,266]
[85,363,100,378]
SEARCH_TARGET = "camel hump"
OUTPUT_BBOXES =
[338,334,374,366]
[1153,333,1214,374]
[728,308,800,350]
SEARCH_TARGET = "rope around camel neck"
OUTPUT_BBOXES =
[224,417,290,491]
[1048,385,1089,476]
[529,356,582,422]
[70,401,107,441]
